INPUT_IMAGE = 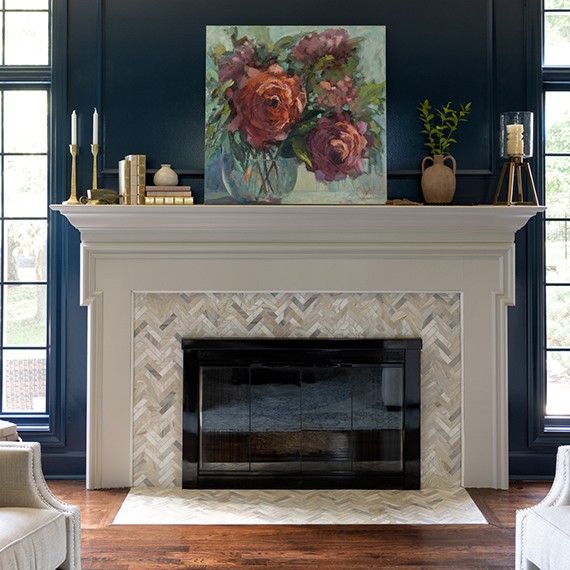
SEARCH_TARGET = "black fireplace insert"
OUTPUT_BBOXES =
[182,338,421,489]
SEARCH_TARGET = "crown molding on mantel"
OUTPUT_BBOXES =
[51,204,545,245]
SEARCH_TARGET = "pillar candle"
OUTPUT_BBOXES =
[93,108,99,145]
[71,110,77,145]
[506,124,524,156]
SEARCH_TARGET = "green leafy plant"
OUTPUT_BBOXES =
[418,99,472,156]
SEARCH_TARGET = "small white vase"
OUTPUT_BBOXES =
[153,164,178,186]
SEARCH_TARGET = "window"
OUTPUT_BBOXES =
[543,0,570,426]
[0,1,50,420]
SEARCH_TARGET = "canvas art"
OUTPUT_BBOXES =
[204,25,387,204]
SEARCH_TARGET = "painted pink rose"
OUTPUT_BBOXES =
[228,66,307,149]
[306,115,368,182]
[291,28,355,64]
[316,76,358,112]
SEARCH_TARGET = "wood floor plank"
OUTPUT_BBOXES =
[47,480,550,569]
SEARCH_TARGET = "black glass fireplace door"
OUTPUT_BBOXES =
[182,339,421,489]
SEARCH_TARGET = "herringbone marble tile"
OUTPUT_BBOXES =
[113,487,485,525]
[132,292,462,489]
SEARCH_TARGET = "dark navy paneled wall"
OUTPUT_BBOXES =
[51,0,542,477]
[66,0,503,204]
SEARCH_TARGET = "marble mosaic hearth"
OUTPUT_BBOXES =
[132,292,461,489]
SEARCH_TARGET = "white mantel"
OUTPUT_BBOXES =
[53,203,540,244]
[52,204,544,490]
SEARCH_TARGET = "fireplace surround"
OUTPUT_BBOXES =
[134,290,458,489]
[52,204,544,490]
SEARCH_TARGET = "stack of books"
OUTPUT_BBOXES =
[144,185,194,205]
[119,154,146,205]
[0,419,19,441]
[118,155,194,205]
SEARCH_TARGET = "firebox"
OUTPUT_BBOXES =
[182,338,421,489]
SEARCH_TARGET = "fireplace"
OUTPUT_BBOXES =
[182,338,421,489]
[51,204,544,489]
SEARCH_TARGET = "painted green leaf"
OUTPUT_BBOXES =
[291,136,313,168]
[358,83,385,107]
[274,35,297,53]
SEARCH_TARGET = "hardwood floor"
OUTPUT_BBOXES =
[48,480,550,569]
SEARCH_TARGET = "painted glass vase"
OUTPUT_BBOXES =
[221,152,297,204]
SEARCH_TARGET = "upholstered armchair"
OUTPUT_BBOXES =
[516,445,570,570]
[0,441,81,569]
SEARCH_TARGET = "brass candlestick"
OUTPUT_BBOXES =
[91,143,99,190]
[63,144,80,205]
[84,143,119,204]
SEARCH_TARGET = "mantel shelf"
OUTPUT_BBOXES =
[50,203,545,245]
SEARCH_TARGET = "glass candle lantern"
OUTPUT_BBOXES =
[494,111,538,205]
[499,111,533,159]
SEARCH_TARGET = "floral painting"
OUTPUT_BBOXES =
[205,25,386,204]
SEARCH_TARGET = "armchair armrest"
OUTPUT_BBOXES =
[0,441,81,570]
[516,445,570,570]
[533,445,570,508]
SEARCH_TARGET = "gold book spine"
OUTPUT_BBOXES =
[143,196,194,205]
[125,154,146,205]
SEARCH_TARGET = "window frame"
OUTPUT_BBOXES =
[0,0,64,443]
[530,0,570,443]
[542,84,570,433]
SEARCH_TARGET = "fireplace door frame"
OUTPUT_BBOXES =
[182,338,421,489]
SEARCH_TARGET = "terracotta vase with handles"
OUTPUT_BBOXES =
[421,154,456,203]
